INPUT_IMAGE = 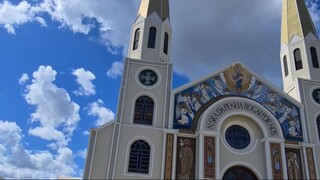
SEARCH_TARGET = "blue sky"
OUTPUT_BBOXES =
[0,0,319,178]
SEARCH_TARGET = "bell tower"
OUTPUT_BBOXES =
[128,0,171,62]
[280,0,320,99]
[280,0,320,167]
[105,0,173,178]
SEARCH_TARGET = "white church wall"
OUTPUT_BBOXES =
[88,123,114,179]
[113,125,164,179]
[218,115,267,178]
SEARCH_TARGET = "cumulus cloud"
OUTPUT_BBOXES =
[0,1,46,34]
[72,68,96,96]
[1,0,319,86]
[307,0,320,33]
[0,0,137,53]
[88,99,115,126]
[18,73,29,85]
[24,65,80,148]
[107,61,123,79]
[0,120,77,179]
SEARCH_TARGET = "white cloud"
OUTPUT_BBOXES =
[88,99,115,126]
[76,148,87,159]
[0,1,45,34]
[24,65,80,148]
[18,73,29,85]
[307,0,320,33]
[72,68,96,96]
[82,130,89,136]
[107,61,123,79]
[0,120,77,179]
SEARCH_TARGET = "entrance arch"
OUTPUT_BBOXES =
[223,166,258,180]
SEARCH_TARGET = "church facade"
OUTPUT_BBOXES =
[83,0,320,179]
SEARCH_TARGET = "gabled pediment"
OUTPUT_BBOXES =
[172,62,303,141]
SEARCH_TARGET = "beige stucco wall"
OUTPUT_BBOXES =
[87,124,114,179]
[219,115,267,178]
[113,125,164,179]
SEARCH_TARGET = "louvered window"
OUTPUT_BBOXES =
[294,48,303,70]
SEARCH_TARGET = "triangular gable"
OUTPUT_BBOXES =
[172,62,303,141]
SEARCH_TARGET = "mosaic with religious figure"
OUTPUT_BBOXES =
[176,137,196,180]
[173,63,303,141]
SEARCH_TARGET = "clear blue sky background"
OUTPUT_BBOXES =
[0,0,319,178]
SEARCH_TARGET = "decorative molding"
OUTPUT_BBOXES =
[270,143,283,179]
[306,148,316,179]
[164,134,174,180]
[204,136,215,178]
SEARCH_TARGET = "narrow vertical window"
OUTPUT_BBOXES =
[133,28,140,51]
[294,48,303,70]
[163,32,169,55]
[134,96,154,125]
[311,47,319,68]
[283,55,289,77]
[148,27,157,49]
[317,116,320,141]
[128,140,150,174]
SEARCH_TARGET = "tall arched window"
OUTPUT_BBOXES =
[163,32,169,55]
[128,140,151,174]
[294,48,303,70]
[148,27,157,49]
[134,96,154,125]
[283,55,289,77]
[133,28,140,50]
[317,116,320,141]
[311,47,319,68]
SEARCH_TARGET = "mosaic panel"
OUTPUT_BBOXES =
[307,148,316,179]
[270,143,283,179]
[174,63,302,141]
[204,136,215,178]
[164,134,174,180]
[285,148,303,179]
[176,137,196,179]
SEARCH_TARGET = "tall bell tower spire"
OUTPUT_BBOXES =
[280,0,320,99]
[128,0,171,63]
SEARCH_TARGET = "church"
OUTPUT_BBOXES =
[83,0,320,179]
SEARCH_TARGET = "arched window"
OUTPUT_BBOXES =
[134,96,154,125]
[128,140,151,174]
[163,32,169,55]
[311,47,319,68]
[294,48,303,70]
[148,27,157,49]
[283,55,289,77]
[317,116,320,141]
[133,28,140,50]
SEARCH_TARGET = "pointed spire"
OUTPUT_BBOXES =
[281,0,318,44]
[138,0,170,21]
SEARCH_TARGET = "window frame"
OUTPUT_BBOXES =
[311,47,319,68]
[283,55,289,77]
[133,28,140,51]
[294,48,303,70]
[133,96,154,125]
[128,140,151,174]
[147,27,157,49]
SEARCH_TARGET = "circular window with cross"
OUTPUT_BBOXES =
[138,69,159,87]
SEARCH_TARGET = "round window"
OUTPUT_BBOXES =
[225,125,250,149]
[312,88,320,105]
[138,69,158,86]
